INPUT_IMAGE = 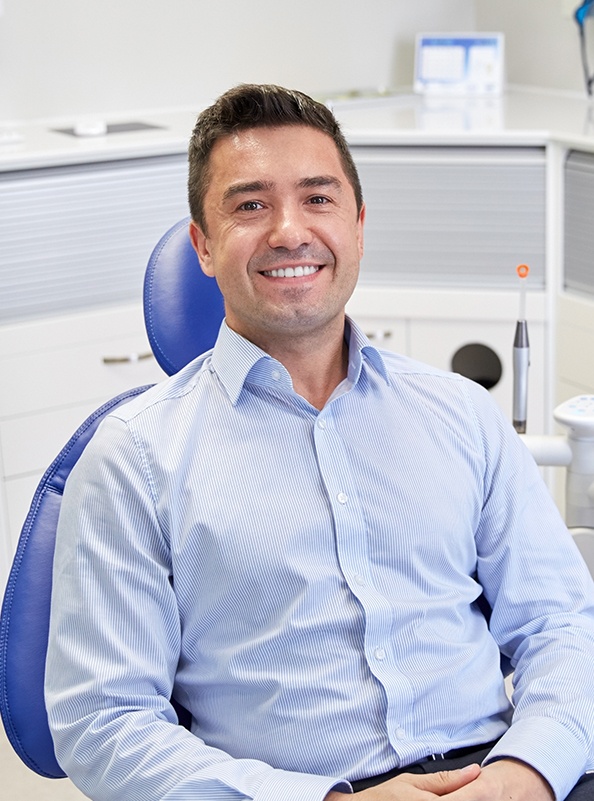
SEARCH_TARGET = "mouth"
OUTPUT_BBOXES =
[260,265,321,278]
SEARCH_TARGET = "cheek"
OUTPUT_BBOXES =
[216,224,261,262]
[324,214,362,248]
[207,245,251,297]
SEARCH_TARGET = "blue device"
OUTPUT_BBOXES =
[575,1,594,94]
[576,0,594,25]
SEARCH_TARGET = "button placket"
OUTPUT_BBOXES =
[313,406,415,747]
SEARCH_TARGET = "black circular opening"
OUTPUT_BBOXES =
[451,343,503,391]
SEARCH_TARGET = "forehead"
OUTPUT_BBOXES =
[206,125,348,190]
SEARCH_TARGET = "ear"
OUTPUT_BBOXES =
[357,203,366,260]
[189,220,215,277]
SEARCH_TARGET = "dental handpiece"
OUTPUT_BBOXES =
[512,265,530,434]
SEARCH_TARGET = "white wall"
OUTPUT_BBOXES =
[475,0,587,94]
[0,0,476,123]
[2,2,591,125]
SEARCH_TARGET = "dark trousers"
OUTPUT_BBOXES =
[351,743,594,799]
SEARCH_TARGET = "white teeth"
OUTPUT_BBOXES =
[263,265,320,278]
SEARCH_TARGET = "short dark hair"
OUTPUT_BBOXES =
[188,83,363,233]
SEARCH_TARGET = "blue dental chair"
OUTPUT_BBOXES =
[0,217,224,779]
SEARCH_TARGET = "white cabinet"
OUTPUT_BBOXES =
[0,303,166,589]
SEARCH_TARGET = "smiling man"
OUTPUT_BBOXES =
[188,102,365,409]
[46,84,594,801]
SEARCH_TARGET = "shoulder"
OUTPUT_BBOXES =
[375,347,511,442]
[108,351,214,425]
[379,349,461,378]
[378,348,479,397]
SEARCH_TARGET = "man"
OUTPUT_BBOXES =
[46,84,594,801]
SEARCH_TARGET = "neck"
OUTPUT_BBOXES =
[281,337,349,410]
[247,319,349,410]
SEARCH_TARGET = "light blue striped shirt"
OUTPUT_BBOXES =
[46,318,594,801]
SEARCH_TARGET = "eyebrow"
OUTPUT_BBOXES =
[222,181,275,202]
[222,175,344,203]
[298,175,344,192]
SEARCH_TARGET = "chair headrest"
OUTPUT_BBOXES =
[143,218,225,376]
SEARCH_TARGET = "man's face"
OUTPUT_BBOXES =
[189,125,365,349]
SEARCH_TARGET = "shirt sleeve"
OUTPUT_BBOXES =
[45,414,349,801]
[468,381,594,800]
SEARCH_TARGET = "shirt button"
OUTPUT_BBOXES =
[395,727,406,740]
[317,419,326,429]
[374,647,386,661]
[337,493,348,504]
[271,370,281,381]
[354,573,366,586]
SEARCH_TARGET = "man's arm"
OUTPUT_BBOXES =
[468,379,594,800]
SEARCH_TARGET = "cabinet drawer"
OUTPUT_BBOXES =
[349,315,407,354]
[0,304,166,418]
[1,336,163,418]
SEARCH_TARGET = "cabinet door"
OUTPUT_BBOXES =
[565,150,594,297]
[0,154,189,323]
[350,146,546,290]
[560,151,594,399]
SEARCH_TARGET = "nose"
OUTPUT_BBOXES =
[267,203,314,251]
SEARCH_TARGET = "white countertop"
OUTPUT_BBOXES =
[0,108,198,172]
[333,87,594,150]
[2,86,594,172]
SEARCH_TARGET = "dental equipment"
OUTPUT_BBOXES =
[513,265,530,434]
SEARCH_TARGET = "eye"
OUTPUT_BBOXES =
[307,195,330,205]
[238,200,263,212]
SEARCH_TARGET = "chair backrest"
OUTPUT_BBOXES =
[0,387,151,778]
[144,216,225,376]
[0,219,225,777]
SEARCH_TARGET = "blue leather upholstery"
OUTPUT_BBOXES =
[0,218,225,777]
[0,387,152,778]
[144,216,225,376]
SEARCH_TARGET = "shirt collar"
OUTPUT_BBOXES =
[345,317,390,387]
[210,317,389,406]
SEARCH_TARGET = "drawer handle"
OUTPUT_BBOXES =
[365,329,393,341]
[102,351,154,365]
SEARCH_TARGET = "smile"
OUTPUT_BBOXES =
[261,265,320,278]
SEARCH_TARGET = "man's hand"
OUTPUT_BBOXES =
[442,758,555,801]
[326,763,481,799]
[326,758,555,800]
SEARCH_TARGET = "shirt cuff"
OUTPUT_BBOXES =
[482,717,590,801]
[255,769,352,801]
